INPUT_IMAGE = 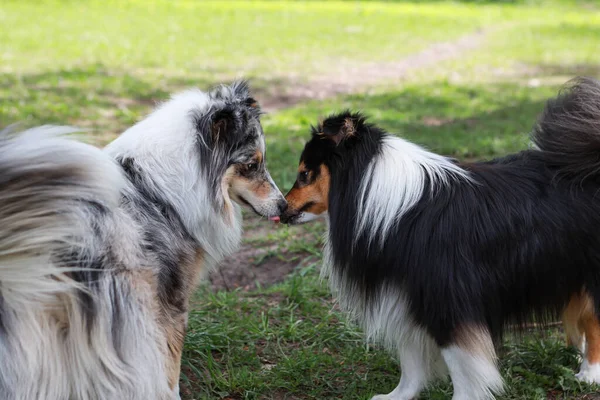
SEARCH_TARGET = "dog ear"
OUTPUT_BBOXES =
[244,97,260,109]
[210,108,235,142]
[195,107,237,145]
[320,114,359,146]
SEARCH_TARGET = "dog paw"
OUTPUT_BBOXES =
[576,362,600,384]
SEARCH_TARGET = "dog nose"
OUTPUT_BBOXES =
[280,210,292,224]
[277,198,288,215]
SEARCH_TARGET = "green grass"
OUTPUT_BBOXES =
[0,1,502,75]
[447,15,600,77]
[3,0,600,399]
[1,0,498,133]
[185,278,594,399]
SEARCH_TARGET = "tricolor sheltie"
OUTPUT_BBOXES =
[282,77,600,399]
[0,81,286,399]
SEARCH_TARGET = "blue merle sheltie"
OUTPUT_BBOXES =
[281,77,600,399]
[0,81,286,400]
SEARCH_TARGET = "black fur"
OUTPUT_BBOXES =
[51,198,114,333]
[52,239,134,361]
[532,76,600,184]
[297,77,600,347]
[65,252,104,331]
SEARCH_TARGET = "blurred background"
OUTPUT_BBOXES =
[2,0,599,399]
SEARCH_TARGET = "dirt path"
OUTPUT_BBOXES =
[259,27,488,112]
[209,27,490,291]
[207,215,319,291]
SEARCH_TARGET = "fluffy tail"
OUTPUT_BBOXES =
[531,76,600,182]
[0,125,124,293]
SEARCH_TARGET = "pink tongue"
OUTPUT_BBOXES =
[269,216,280,222]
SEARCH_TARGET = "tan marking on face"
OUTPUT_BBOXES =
[252,178,273,199]
[563,290,600,363]
[221,166,237,222]
[230,172,271,200]
[242,151,271,200]
[229,157,273,201]
[285,164,330,215]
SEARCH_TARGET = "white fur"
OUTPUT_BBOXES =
[172,383,181,399]
[371,337,446,400]
[576,359,600,384]
[0,270,171,400]
[295,211,325,224]
[356,136,471,247]
[105,89,243,269]
[322,245,445,400]
[441,346,503,400]
[578,336,587,356]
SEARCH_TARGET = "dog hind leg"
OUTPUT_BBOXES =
[563,293,587,354]
[440,325,503,400]
[573,291,600,384]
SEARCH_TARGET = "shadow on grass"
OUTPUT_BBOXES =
[1,64,198,141]
[0,63,296,144]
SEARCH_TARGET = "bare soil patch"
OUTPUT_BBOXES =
[209,245,316,291]
[207,216,318,291]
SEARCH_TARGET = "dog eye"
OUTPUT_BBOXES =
[247,163,258,172]
[299,171,309,182]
